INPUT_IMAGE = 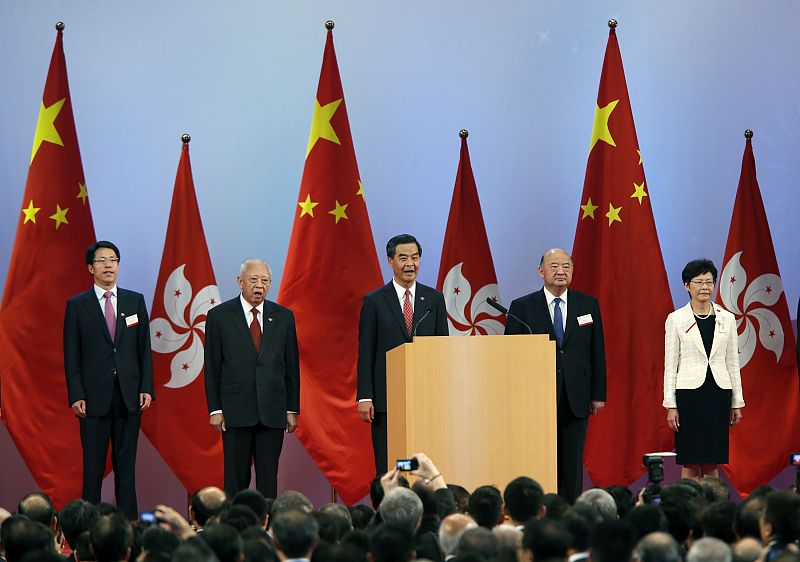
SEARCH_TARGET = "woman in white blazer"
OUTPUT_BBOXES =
[663,259,744,479]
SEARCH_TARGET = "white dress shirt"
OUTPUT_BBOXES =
[543,287,567,331]
[93,284,117,316]
[392,278,416,312]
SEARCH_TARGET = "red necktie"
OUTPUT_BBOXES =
[403,290,413,336]
[250,307,261,351]
[104,291,116,340]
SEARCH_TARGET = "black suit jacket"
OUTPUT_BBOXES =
[505,288,606,418]
[357,282,449,412]
[204,297,300,428]
[63,287,154,417]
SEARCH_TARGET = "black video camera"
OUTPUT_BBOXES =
[642,454,665,504]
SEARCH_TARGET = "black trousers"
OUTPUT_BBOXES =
[222,424,285,499]
[371,412,388,475]
[79,380,140,519]
[557,384,589,505]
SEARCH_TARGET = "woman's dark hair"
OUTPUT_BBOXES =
[681,259,717,285]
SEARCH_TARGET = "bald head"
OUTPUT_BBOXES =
[190,486,227,528]
[732,538,762,562]
[635,532,683,562]
[539,248,573,296]
[439,513,478,557]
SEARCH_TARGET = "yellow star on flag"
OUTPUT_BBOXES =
[637,149,642,166]
[356,180,364,198]
[22,200,41,224]
[30,98,66,165]
[76,182,88,205]
[605,203,622,226]
[306,98,343,157]
[580,197,599,220]
[589,99,619,155]
[328,200,348,224]
[631,181,648,204]
[298,194,319,218]
[49,204,69,230]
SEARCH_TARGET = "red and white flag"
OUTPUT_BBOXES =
[436,131,504,335]
[716,132,800,496]
[141,137,224,492]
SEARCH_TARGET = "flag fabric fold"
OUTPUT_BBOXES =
[436,132,504,335]
[140,140,224,493]
[717,134,800,496]
[570,24,674,487]
[0,28,97,508]
[277,27,383,504]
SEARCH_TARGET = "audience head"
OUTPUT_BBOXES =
[687,537,733,562]
[457,527,500,560]
[0,516,56,562]
[172,536,218,562]
[700,478,730,504]
[605,486,635,519]
[562,508,592,553]
[760,490,800,544]
[74,530,94,562]
[348,505,374,530]
[219,505,261,532]
[575,488,618,522]
[468,485,504,529]
[734,495,766,540]
[369,524,414,562]
[634,532,682,562]
[504,477,545,524]
[319,504,353,529]
[438,513,477,557]
[660,484,706,546]
[410,480,439,522]
[17,493,56,530]
[378,487,423,535]
[703,501,737,543]
[625,505,669,542]
[589,520,636,562]
[493,524,524,562]
[271,510,319,560]
[231,489,270,528]
[369,474,409,510]
[543,494,571,521]
[447,484,471,514]
[520,518,572,562]
[200,522,242,562]
[312,511,349,545]
[59,499,99,551]
[731,537,762,562]
[138,525,180,560]
[242,538,278,562]
[89,513,133,562]
[189,486,227,529]
[269,491,313,529]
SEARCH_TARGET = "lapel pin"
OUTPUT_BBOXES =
[268,317,274,322]
[420,296,426,301]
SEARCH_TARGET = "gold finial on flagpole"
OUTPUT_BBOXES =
[55,22,65,31]
[744,129,753,139]
[608,19,618,29]
[325,20,335,30]
[182,134,191,144]
[459,129,469,139]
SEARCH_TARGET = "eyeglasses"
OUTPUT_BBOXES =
[93,257,119,265]
[690,280,714,288]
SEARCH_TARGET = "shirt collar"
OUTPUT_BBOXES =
[94,285,117,299]
[240,294,264,316]
[392,278,416,301]
[543,287,568,306]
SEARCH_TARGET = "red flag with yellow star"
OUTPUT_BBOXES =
[277,23,382,503]
[716,134,800,495]
[0,26,97,508]
[140,138,225,493]
[570,22,674,486]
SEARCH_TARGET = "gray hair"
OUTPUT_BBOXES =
[239,258,271,277]
[687,538,733,562]
[635,532,683,562]
[319,503,352,528]
[378,487,423,535]
[575,488,618,521]
[270,490,313,528]
[439,513,477,556]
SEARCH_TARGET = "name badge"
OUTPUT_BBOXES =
[125,314,139,327]
[577,314,593,326]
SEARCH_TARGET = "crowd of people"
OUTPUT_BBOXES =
[1,452,799,562]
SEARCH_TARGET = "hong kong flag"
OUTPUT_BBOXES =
[141,136,224,492]
[436,130,504,335]
[716,131,800,496]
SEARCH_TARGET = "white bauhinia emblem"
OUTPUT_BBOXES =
[150,265,221,388]
[718,251,785,368]
[442,262,504,335]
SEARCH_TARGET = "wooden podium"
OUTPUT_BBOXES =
[386,335,557,493]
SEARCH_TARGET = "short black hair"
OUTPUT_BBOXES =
[447,484,471,514]
[200,522,243,562]
[369,524,414,562]
[17,492,55,528]
[734,495,766,540]
[172,536,218,562]
[606,485,635,518]
[231,489,270,524]
[504,476,545,524]
[763,491,800,543]
[312,510,350,544]
[624,505,669,541]
[369,473,409,510]
[271,510,319,559]
[468,485,504,529]
[59,499,99,550]
[703,501,737,543]
[139,526,181,558]
[348,505,374,530]
[0,516,55,562]
[589,520,636,562]
[219,505,261,532]
[522,518,572,561]
[89,513,133,562]
[386,234,421,258]
[681,259,717,285]
[85,241,120,265]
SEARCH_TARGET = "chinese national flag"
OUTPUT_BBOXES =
[717,134,800,496]
[436,131,504,335]
[140,138,224,492]
[0,27,97,508]
[277,25,382,504]
[571,23,674,486]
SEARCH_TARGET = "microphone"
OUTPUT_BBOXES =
[486,297,532,334]
[413,308,432,338]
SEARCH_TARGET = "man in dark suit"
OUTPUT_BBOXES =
[64,240,154,519]
[505,248,606,504]
[357,234,449,474]
[204,258,300,498]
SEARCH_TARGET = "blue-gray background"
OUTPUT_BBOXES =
[1,1,798,508]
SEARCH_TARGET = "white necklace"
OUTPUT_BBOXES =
[691,302,713,320]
